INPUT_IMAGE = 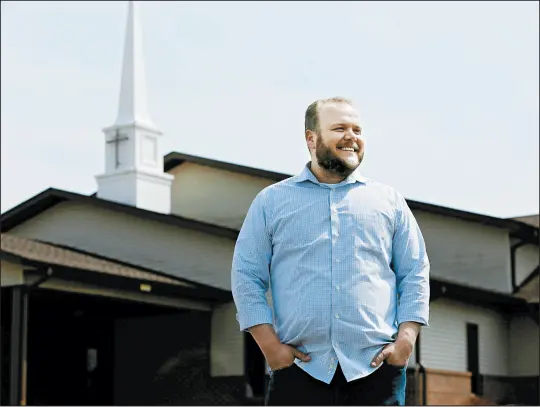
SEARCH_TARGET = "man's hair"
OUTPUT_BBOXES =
[304,97,354,133]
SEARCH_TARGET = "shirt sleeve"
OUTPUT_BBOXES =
[231,190,274,332]
[392,192,430,327]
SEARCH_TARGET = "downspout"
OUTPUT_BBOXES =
[415,331,427,405]
[510,240,539,326]
[510,240,526,292]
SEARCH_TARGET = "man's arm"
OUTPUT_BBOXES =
[372,192,430,367]
[231,192,310,369]
[392,191,430,325]
[231,191,274,333]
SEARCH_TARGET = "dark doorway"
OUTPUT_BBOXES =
[245,332,266,400]
[26,289,179,406]
[466,323,480,394]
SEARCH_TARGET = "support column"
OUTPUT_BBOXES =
[8,286,28,406]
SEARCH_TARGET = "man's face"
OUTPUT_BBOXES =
[307,102,364,178]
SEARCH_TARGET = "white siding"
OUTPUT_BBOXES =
[0,259,24,286]
[169,163,518,294]
[169,162,275,230]
[172,164,516,294]
[422,299,509,375]
[9,201,236,290]
[414,211,512,293]
[515,244,539,287]
[210,301,244,377]
[408,344,417,366]
[509,315,539,376]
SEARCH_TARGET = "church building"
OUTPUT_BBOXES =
[1,2,538,406]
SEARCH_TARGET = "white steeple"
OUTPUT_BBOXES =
[96,0,173,214]
[114,0,154,129]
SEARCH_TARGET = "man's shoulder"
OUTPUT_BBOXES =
[255,175,299,201]
[362,177,404,199]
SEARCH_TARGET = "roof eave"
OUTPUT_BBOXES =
[2,252,232,304]
[430,278,530,312]
[0,188,239,241]
[2,152,538,244]
[163,151,539,241]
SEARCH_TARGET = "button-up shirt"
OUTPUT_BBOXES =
[231,164,430,384]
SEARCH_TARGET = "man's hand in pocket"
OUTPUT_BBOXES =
[266,343,311,371]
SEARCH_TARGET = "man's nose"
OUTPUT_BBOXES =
[343,130,355,139]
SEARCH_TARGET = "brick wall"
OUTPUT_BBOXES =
[409,368,473,405]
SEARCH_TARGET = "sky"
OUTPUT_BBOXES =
[1,1,538,218]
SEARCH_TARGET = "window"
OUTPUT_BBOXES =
[466,323,481,394]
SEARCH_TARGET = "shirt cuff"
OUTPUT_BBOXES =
[397,308,430,327]
[236,306,274,332]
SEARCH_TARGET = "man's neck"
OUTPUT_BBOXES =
[309,161,348,184]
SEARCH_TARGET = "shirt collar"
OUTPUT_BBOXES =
[293,162,368,186]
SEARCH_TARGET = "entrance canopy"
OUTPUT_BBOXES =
[1,233,232,406]
[0,233,232,305]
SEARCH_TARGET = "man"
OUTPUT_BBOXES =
[231,97,430,406]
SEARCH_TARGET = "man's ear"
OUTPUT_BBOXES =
[305,129,316,151]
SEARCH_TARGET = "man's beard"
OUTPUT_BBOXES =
[315,136,363,178]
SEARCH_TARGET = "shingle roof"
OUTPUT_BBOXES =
[1,233,190,288]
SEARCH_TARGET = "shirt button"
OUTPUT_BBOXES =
[335,313,340,319]
[336,285,340,291]
[332,207,337,213]
[335,258,340,263]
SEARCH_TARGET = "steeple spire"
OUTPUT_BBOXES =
[114,0,155,129]
[96,1,173,214]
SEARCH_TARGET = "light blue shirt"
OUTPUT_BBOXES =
[231,164,430,384]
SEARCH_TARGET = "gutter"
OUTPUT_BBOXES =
[510,240,527,292]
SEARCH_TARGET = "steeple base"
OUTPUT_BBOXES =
[96,169,174,214]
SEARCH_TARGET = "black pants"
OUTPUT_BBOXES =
[265,362,407,406]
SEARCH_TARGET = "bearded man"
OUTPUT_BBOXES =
[231,97,430,406]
